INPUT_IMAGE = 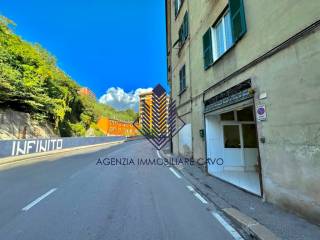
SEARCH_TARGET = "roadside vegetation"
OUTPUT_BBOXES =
[0,16,137,137]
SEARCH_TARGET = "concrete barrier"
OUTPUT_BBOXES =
[0,136,125,159]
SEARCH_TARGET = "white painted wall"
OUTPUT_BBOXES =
[178,123,192,157]
[206,115,224,173]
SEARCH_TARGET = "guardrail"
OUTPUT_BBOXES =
[0,136,125,158]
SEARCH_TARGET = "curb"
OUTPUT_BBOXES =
[159,150,280,240]
[223,208,280,240]
[0,140,125,166]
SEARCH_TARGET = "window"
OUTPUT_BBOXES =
[174,0,184,16]
[179,65,186,93]
[242,124,258,148]
[212,11,233,59]
[179,12,189,47]
[220,111,235,121]
[223,125,240,148]
[237,107,254,121]
[202,0,247,69]
[207,10,234,63]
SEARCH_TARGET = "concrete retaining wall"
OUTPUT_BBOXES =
[0,136,125,158]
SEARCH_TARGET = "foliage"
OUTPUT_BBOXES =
[89,123,105,137]
[68,122,86,137]
[0,16,137,137]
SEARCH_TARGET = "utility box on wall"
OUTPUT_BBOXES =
[199,129,205,139]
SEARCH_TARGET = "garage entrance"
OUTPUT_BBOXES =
[205,104,261,195]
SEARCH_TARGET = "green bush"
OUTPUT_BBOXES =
[90,123,105,137]
[68,122,86,137]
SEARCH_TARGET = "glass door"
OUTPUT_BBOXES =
[222,124,244,169]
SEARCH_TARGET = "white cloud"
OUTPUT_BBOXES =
[99,87,153,112]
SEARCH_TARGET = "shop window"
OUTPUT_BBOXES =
[242,124,257,148]
[220,111,234,121]
[223,125,240,148]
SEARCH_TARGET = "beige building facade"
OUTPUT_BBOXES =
[166,0,320,223]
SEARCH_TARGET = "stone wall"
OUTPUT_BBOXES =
[0,109,56,140]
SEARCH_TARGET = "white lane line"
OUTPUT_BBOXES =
[70,171,81,179]
[212,212,244,240]
[156,150,161,159]
[186,185,195,192]
[169,167,182,179]
[22,188,57,211]
[194,192,208,204]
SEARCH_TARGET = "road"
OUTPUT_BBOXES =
[0,140,245,240]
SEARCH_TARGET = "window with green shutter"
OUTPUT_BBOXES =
[175,0,178,16]
[179,12,189,47]
[203,29,213,69]
[179,65,186,92]
[202,1,247,70]
[229,0,247,42]
[183,12,189,40]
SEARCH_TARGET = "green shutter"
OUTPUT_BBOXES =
[179,27,183,44]
[179,12,189,45]
[179,66,186,91]
[179,67,183,91]
[184,12,189,41]
[203,28,213,69]
[175,0,178,16]
[182,66,186,89]
[229,0,247,42]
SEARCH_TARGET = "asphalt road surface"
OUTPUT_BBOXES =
[0,140,245,240]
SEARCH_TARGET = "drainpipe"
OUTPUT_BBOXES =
[165,0,173,153]
[186,0,194,159]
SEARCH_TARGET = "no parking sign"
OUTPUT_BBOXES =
[256,104,267,121]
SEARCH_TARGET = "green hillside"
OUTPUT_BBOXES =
[0,16,137,137]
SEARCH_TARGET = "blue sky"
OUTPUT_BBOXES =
[1,0,167,111]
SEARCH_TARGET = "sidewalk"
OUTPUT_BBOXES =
[161,148,320,240]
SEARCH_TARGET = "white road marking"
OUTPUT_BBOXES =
[70,171,81,179]
[212,212,244,240]
[22,188,57,211]
[194,192,208,204]
[169,167,182,179]
[186,185,195,192]
[156,150,161,159]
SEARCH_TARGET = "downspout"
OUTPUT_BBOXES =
[165,0,173,153]
[186,0,194,159]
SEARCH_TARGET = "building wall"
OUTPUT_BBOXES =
[251,32,320,222]
[167,0,320,223]
[139,92,153,130]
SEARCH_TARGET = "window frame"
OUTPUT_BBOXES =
[211,9,233,63]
